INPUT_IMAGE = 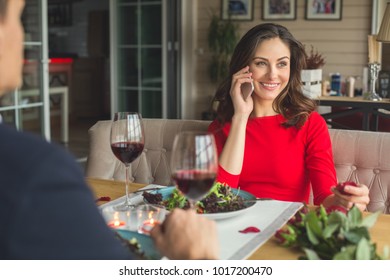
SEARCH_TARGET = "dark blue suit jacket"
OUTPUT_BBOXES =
[0,124,132,259]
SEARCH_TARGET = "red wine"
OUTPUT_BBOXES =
[172,170,216,201]
[111,142,144,165]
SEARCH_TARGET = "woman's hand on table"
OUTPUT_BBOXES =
[150,208,219,260]
[331,182,370,212]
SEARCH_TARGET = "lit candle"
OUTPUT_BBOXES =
[102,206,132,230]
[108,220,125,228]
[140,218,158,234]
[136,205,165,234]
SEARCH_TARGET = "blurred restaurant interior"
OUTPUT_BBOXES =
[0,0,390,162]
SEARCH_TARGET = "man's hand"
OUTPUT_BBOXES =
[150,208,219,260]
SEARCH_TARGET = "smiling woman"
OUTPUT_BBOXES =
[208,22,370,213]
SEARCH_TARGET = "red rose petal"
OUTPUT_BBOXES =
[96,196,111,202]
[239,226,261,234]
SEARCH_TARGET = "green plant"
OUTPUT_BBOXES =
[275,204,388,260]
[208,13,239,84]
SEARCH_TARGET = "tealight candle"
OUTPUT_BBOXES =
[101,206,132,229]
[136,205,165,235]
[108,220,126,228]
[140,218,161,234]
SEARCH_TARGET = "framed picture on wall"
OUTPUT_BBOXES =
[305,0,343,20]
[262,0,297,21]
[221,0,254,21]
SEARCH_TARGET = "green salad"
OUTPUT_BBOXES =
[142,182,248,214]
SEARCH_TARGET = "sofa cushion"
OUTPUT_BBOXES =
[329,129,390,214]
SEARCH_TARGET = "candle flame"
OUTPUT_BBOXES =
[108,220,125,228]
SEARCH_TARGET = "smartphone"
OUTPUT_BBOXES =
[241,81,254,100]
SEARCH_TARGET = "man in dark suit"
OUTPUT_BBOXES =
[0,0,218,260]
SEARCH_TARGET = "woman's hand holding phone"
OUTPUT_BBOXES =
[230,67,254,118]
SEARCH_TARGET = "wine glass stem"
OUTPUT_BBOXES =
[188,199,196,210]
[125,165,131,207]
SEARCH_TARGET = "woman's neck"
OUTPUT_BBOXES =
[252,100,278,117]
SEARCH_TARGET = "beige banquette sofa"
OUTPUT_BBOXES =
[86,118,390,214]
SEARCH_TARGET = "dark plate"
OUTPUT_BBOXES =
[144,186,256,220]
[115,229,162,260]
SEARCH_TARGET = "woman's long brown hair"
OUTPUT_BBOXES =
[212,23,316,128]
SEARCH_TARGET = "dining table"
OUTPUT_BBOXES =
[86,177,390,260]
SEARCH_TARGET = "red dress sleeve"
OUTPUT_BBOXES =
[208,120,240,188]
[305,112,337,204]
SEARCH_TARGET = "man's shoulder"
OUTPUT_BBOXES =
[0,124,74,169]
[0,123,60,151]
[1,123,46,143]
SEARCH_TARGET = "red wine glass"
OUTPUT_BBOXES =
[110,112,145,211]
[170,131,218,210]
